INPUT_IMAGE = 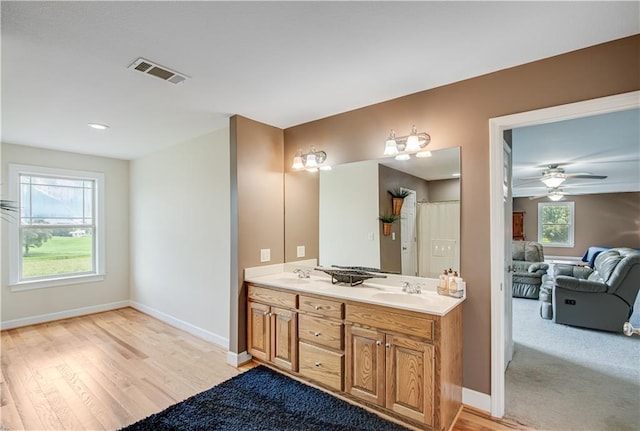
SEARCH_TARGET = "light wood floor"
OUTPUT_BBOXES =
[1,308,531,431]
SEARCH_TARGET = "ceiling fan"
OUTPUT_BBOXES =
[528,187,569,201]
[518,164,608,188]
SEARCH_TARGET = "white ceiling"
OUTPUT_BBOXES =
[512,108,640,198]
[2,1,639,160]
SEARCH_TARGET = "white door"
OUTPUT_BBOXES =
[401,189,417,276]
[503,139,514,369]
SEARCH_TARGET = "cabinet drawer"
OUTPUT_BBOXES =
[298,342,344,391]
[298,314,343,350]
[299,295,343,319]
[248,285,297,309]
[345,304,434,342]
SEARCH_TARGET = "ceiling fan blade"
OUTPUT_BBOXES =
[527,194,547,200]
[566,174,608,179]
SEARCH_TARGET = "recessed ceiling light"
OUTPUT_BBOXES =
[88,123,110,130]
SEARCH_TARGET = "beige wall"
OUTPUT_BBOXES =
[129,130,231,346]
[230,116,284,353]
[429,178,460,202]
[513,192,640,257]
[1,143,130,325]
[279,35,640,395]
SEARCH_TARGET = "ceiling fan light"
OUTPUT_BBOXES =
[541,173,566,188]
[548,193,564,201]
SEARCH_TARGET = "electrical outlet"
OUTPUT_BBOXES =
[296,245,305,258]
[260,248,271,262]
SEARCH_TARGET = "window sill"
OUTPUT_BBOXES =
[10,274,106,292]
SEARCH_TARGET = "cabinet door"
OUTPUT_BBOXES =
[248,301,270,361]
[270,306,297,371]
[345,325,385,406]
[385,334,434,426]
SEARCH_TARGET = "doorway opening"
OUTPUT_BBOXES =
[488,90,640,417]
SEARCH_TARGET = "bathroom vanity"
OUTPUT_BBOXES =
[245,266,464,431]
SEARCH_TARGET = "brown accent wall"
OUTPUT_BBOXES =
[280,35,640,394]
[513,192,640,257]
[230,115,284,353]
[429,179,460,202]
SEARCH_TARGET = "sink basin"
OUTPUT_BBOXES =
[371,292,434,305]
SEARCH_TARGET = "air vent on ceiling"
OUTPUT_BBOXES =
[128,57,189,85]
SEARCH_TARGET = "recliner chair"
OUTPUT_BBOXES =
[512,240,549,299]
[552,247,640,332]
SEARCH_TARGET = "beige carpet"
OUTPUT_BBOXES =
[505,297,640,431]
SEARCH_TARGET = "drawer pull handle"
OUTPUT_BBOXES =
[314,332,321,337]
[315,305,321,310]
[314,362,321,367]
[385,342,391,348]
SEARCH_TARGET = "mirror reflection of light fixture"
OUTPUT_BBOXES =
[383,125,431,160]
[292,146,328,172]
[541,172,567,188]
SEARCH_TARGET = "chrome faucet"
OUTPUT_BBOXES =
[293,268,311,279]
[402,281,422,294]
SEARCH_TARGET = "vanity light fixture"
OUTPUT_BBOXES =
[383,125,431,160]
[292,146,329,172]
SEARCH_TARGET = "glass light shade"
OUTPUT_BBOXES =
[395,154,411,161]
[384,138,399,156]
[292,155,304,170]
[306,167,319,173]
[548,192,564,201]
[541,174,566,188]
[405,125,421,152]
[305,153,318,168]
[405,134,420,152]
[416,150,432,158]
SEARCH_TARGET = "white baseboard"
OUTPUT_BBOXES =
[462,387,492,413]
[226,350,252,367]
[0,300,130,330]
[129,300,229,349]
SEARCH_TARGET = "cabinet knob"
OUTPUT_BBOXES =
[385,342,391,348]
[314,332,320,337]
[263,311,269,316]
[314,362,321,367]
[376,341,382,346]
[315,305,321,310]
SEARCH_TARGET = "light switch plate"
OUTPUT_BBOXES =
[296,245,305,258]
[260,248,271,262]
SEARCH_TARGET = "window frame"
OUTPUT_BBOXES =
[8,164,106,291]
[537,201,575,248]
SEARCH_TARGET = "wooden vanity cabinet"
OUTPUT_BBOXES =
[247,286,298,372]
[345,307,435,427]
[246,283,462,431]
[297,294,345,391]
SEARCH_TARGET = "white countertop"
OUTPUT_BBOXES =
[244,264,465,316]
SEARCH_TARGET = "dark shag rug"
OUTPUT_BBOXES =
[120,365,409,431]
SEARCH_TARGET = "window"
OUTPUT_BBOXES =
[9,165,105,290]
[537,201,574,247]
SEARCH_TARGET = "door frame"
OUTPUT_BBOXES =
[489,90,639,417]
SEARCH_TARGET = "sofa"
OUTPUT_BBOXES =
[512,240,549,299]
[551,247,640,332]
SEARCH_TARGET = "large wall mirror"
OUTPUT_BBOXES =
[317,147,460,277]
